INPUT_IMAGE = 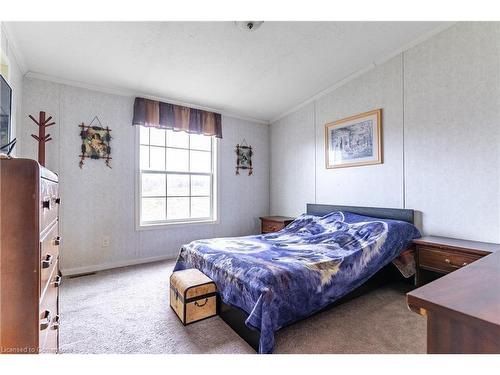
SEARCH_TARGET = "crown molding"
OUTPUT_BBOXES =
[24,71,270,125]
[270,22,456,123]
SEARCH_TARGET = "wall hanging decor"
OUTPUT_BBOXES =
[78,116,112,168]
[29,111,55,167]
[325,108,382,169]
[235,139,253,175]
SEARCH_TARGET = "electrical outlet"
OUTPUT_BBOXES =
[102,236,110,247]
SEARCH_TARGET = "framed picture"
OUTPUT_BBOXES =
[325,109,382,169]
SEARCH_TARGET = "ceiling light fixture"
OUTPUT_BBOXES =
[234,21,264,31]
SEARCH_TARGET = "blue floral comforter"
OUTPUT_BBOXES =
[173,211,420,353]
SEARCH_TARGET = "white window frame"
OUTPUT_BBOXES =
[135,126,219,230]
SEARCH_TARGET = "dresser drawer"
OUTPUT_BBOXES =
[40,178,59,235]
[40,223,60,298]
[418,246,481,273]
[39,271,59,353]
[261,221,285,233]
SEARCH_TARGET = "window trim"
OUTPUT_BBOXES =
[135,126,219,230]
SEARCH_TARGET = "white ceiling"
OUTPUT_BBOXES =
[6,22,450,122]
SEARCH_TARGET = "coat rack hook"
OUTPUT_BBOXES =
[29,111,55,167]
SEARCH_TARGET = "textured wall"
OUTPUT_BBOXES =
[270,103,315,216]
[21,78,270,274]
[270,22,500,243]
[404,22,500,242]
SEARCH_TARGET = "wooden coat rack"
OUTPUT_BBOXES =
[30,111,55,167]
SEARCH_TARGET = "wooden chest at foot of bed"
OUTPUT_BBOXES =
[170,269,217,325]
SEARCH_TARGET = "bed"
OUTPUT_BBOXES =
[173,204,420,353]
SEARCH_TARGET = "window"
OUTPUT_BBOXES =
[138,126,217,226]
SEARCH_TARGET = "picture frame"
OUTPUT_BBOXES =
[325,109,382,169]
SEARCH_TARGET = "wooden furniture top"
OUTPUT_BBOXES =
[408,247,500,330]
[413,235,500,255]
[259,216,295,223]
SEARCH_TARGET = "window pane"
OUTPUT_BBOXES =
[139,126,149,144]
[140,145,149,170]
[139,127,216,225]
[167,130,189,148]
[191,175,211,196]
[150,127,166,147]
[141,198,166,222]
[191,197,210,218]
[141,173,166,197]
[150,147,166,170]
[166,148,189,172]
[190,150,211,173]
[167,197,189,220]
[190,134,211,151]
[167,174,189,196]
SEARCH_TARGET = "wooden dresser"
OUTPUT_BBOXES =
[0,158,61,354]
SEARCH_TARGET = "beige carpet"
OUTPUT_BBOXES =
[59,260,426,354]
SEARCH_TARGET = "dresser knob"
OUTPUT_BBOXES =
[40,310,51,330]
[41,254,53,269]
[445,258,468,268]
[42,199,51,209]
[53,275,62,288]
[54,236,61,246]
[51,315,60,330]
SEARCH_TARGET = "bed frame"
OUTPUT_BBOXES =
[217,203,415,352]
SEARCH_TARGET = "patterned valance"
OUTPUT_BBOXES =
[132,97,222,138]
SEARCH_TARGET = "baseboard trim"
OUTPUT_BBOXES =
[60,255,177,276]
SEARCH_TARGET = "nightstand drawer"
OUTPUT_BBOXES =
[262,221,285,233]
[260,216,294,234]
[418,246,481,273]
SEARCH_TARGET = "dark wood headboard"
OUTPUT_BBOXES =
[306,203,415,224]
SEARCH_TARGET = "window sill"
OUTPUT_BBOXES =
[136,219,219,231]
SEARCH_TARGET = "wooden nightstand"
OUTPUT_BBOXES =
[259,216,294,234]
[414,236,498,286]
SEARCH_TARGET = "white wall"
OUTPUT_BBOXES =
[404,22,500,242]
[270,22,500,243]
[270,103,315,215]
[20,78,270,274]
[0,23,24,156]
